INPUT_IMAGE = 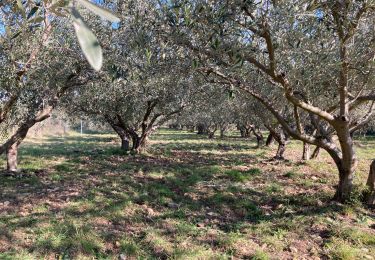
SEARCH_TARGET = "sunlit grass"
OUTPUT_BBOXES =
[0,129,374,259]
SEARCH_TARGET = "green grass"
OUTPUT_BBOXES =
[225,167,262,182]
[0,129,374,259]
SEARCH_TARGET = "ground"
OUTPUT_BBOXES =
[0,129,374,260]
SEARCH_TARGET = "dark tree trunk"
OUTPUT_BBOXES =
[273,130,286,160]
[197,124,206,135]
[245,128,251,137]
[264,125,287,159]
[264,124,287,160]
[364,160,375,205]
[256,135,264,148]
[131,135,140,152]
[275,142,286,159]
[265,133,274,146]
[121,136,130,151]
[220,128,226,138]
[302,142,310,160]
[237,124,251,138]
[6,143,18,172]
[208,131,215,139]
[334,163,355,202]
[131,133,150,154]
[311,146,320,159]
[237,124,244,137]
[251,127,264,148]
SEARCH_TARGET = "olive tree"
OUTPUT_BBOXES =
[64,1,198,153]
[160,0,375,202]
[0,2,94,171]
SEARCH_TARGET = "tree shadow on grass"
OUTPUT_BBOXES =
[1,131,373,258]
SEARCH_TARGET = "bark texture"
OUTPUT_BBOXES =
[265,133,274,146]
[6,143,18,172]
[311,146,320,159]
[302,142,310,160]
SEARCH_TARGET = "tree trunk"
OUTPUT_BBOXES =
[208,131,215,139]
[139,135,148,151]
[332,129,358,202]
[363,160,375,205]
[251,127,264,148]
[275,142,286,160]
[245,128,251,137]
[270,129,286,160]
[265,133,274,146]
[240,128,246,137]
[1,124,30,172]
[334,163,355,202]
[220,128,226,138]
[131,133,149,154]
[197,124,206,135]
[6,143,18,172]
[121,136,130,151]
[131,135,141,152]
[311,146,320,159]
[238,124,251,138]
[109,123,130,152]
[302,142,310,160]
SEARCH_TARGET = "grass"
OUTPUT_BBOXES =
[0,129,374,259]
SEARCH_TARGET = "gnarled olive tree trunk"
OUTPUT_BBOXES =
[130,132,150,154]
[265,125,286,159]
[331,126,358,201]
[1,107,53,172]
[237,123,252,138]
[250,126,264,148]
[108,122,130,152]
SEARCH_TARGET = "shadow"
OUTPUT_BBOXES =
[1,129,373,258]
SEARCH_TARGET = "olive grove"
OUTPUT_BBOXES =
[1,0,374,205]
[157,0,375,202]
